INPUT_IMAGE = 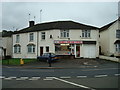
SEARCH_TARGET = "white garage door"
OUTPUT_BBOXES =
[83,44,96,58]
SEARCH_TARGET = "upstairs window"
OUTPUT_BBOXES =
[41,32,45,40]
[16,35,20,43]
[27,44,35,53]
[60,30,69,38]
[82,30,91,38]
[29,33,34,41]
[14,44,21,53]
[116,30,120,38]
[115,44,120,53]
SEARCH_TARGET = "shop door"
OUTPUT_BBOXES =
[76,45,80,58]
[40,47,43,56]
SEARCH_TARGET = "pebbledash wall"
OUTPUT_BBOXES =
[12,21,99,59]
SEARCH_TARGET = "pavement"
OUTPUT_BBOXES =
[2,58,119,69]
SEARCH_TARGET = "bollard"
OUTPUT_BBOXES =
[20,58,24,66]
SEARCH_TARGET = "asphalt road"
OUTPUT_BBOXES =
[1,59,120,89]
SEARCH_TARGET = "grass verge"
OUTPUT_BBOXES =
[1,58,37,65]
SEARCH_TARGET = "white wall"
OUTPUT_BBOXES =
[13,29,99,58]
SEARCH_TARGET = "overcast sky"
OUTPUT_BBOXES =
[1,1,119,31]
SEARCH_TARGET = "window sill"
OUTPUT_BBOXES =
[60,37,70,39]
[27,52,36,54]
[14,53,21,54]
[81,37,91,39]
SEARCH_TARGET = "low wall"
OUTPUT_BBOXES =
[99,55,120,63]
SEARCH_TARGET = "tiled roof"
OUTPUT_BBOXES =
[100,17,119,32]
[13,21,99,34]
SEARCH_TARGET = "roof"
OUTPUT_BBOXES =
[2,30,13,37]
[100,17,120,32]
[13,21,99,34]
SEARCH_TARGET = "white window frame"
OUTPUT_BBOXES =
[60,30,69,38]
[82,30,91,38]
[115,44,120,53]
[116,30,120,38]
[29,33,34,41]
[41,32,45,40]
[27,44,35,53]
[14,45,21,53]
[16,35,20,43]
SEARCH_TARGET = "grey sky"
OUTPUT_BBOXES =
[1,2,118,31]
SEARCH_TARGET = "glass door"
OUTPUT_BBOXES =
[76,45,80,58]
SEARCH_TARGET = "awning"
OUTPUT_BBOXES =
[114,40,120,44]
[83,41,96,44]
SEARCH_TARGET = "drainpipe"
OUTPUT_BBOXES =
[37,31,39,57]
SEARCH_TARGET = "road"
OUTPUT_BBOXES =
[1,66,120,89]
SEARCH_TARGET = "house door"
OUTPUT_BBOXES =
[76,45,80,58]
[40,47,43,56]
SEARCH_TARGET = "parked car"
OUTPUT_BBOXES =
[37,53,60,62]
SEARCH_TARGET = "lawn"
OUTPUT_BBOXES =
[1,58,37,65]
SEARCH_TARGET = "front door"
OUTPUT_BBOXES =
[76,45,80,58]
[40,47,43,56]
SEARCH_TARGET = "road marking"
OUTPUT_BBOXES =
[0,76,5,79]
[46,77,56,79]
[77,76,87,78]
[9,76,17,79]
[95,75,107,77]
[82,68,120,71]
[4,77,12,80]
[115,74,120,76]
[28,77,40,80]
[54,77,95,90]
[43,78,53,80]
[60,76,71,79]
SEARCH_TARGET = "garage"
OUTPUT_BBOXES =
[83,44,96,58]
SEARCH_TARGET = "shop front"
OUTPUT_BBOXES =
[54,40,83,58]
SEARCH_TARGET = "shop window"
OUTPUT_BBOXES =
[55,44,72,55]
[82,30,91,38]
[14,44,21,53]
[60,30,69,38]
[27,44,35,53]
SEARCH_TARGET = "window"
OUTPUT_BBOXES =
[27,44,35,53]
[60,30,69,38]
[14,45,21,53]
[116,44,120,52]
[29,33,34,41]
[116,30,120,38]
[46,46,49,52]
[16,35,20,43]
[82,30,91,38]
[41,32,45,40]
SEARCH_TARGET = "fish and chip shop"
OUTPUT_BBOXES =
[54,40,98,58]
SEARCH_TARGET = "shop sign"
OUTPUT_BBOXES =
[54,40,83,44]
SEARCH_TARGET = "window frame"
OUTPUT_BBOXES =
[41,32,45,40]
[115,44,120,53]
[16,35,20,43]
[29,33,34,42]
[27,44,35,53]
[82,30,91,38]
[60,30,69,38]
[116,30,120,38]
[14,45,21,54]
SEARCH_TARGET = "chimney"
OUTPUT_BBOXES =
[29,21,35,27]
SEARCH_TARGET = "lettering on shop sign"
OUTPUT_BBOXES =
[54,40,83,44]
